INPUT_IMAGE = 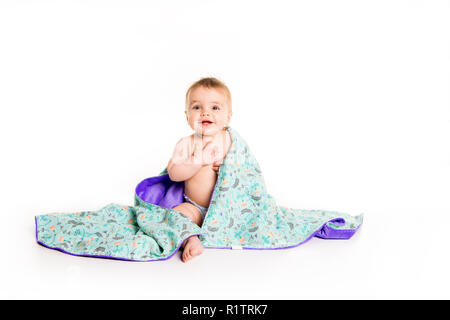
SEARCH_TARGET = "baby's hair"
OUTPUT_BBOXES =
[185,77,232,115]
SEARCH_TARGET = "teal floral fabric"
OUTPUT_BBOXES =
[35,127,363,261]
[184,127,363,249]
[35,204,205,261]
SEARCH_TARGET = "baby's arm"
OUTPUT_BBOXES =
[167,137,201,182]
[167,136,218,182]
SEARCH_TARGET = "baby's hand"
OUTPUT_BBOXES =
[201,140,222,166]
[212,159,222,173]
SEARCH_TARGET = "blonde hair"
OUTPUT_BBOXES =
[185,77,232,115]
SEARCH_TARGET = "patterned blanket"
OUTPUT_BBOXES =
[35,127,363,261]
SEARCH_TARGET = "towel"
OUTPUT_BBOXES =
[35,127,363,261]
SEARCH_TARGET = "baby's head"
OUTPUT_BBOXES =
[185,77,232,136]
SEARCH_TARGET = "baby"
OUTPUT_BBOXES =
[167,77,233,263]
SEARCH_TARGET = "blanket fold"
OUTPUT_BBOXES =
[35,127,363,261]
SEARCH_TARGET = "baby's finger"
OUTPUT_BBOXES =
[202,151,215,165]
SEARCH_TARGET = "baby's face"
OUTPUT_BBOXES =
[185,86,231,136]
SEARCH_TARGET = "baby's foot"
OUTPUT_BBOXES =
[181,236,204,263]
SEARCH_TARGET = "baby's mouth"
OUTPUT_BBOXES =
[201,120,214,127]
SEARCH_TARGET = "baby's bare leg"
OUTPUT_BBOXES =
[172,202,204,262]
[173,202,204,226]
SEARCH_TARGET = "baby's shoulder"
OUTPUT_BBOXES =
[175,134,194,145]
[173,134,195,153]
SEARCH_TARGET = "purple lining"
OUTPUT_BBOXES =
[135,174,185,209]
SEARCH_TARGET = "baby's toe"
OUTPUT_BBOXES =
[182,249,191,263]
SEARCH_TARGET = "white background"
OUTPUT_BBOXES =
[0,0,449,299]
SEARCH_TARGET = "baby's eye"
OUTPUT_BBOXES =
[192,106,200,110]
[212,105,220,110]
